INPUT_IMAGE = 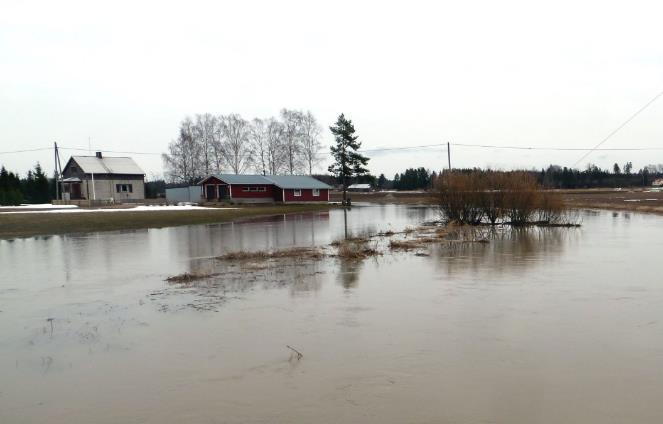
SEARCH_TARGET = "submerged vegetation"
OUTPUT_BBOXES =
[436,171,579,226]
[217,247,325,261]
[333,238,379,259]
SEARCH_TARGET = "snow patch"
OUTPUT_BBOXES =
[0,205,239,214]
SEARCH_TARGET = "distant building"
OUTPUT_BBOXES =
[197,174,331,203]
[652,178,663,187]
[60,152,146,201]
[348,183,372,192]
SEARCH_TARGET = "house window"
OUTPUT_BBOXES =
[293,189,302,197]
[116,184,133,193]
[312,189,320,197]
[242,186,267,192]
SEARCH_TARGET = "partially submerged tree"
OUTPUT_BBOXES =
[328,113,369,204]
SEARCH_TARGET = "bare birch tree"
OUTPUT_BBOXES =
[164,109,324,178]
[280,108,304,175]
[210,115,225,173]
[193,113,217,175]
[265,117,285,175]
[220,114,252,174]
[249,118,268,175]
[300,110,322,174]
[162,117,202,183]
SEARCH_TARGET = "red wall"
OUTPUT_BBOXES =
[229,184,276,199]
[283,188,328,202]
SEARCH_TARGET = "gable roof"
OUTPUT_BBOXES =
[66,156,144,175]
[265,175,331,189]
[200,174,331,189]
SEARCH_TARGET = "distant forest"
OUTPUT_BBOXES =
[0,164,52,206]
[322,162,663,191]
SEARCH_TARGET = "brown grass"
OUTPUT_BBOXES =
[334,239,379,259]
[166,272,218,284]
[389,237,438,250]
[217,247,325,261]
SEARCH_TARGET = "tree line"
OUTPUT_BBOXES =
[162,108,323,184]
[0,164,52,206]
[538,163,663,188]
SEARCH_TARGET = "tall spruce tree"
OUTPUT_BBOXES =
[328,114,369,204]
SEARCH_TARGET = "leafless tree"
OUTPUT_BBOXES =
[193,113,217,175]
[265,118,285,175]
[210,115,225,173]
[280,108,304,175]
[164,109,324,178]
[220,114,252,174]
[162,117,202,183]
[300,110,322,174]
[249,118,268,175]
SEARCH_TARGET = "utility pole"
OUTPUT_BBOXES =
[54,142,62,200]
[447,142,451,171]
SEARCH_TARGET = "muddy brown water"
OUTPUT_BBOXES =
[2,205,663,423]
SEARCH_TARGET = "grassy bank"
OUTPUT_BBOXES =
[0,204,333,240]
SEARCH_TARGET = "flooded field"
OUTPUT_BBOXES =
[2,205,663,423]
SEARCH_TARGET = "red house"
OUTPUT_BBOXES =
[197,174,331,203]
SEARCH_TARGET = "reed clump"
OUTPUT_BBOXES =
[217,247,325,261]
[166,272,218,284]
[436,171,573,226]
[389,237,438,250]
[334,239,379,259]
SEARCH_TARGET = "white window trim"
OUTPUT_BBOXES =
[312,189,320,197]
[293,189,302,197]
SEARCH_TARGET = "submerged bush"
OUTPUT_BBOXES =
[435,170,571,226]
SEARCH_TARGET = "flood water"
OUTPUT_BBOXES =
[2,205,663,423]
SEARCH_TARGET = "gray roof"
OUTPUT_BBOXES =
[208,174,273,185]
[68,156,144,175]
[265,175,331,189]
[203,174,331,189]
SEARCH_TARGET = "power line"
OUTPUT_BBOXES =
[3,140,663,158]
[450,142,663,151]
[59,146,162,155]
[0,147,53,155]
[573,88,663,166]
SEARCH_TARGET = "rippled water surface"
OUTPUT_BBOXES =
[2,205,663,423]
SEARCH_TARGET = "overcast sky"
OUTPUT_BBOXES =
[1,0,662,178]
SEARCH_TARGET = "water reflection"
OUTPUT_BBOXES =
[431,226,579,278]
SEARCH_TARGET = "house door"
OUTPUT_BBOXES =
[206,185,217,200]
[71,183,82,199]
[218,185,228,199]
